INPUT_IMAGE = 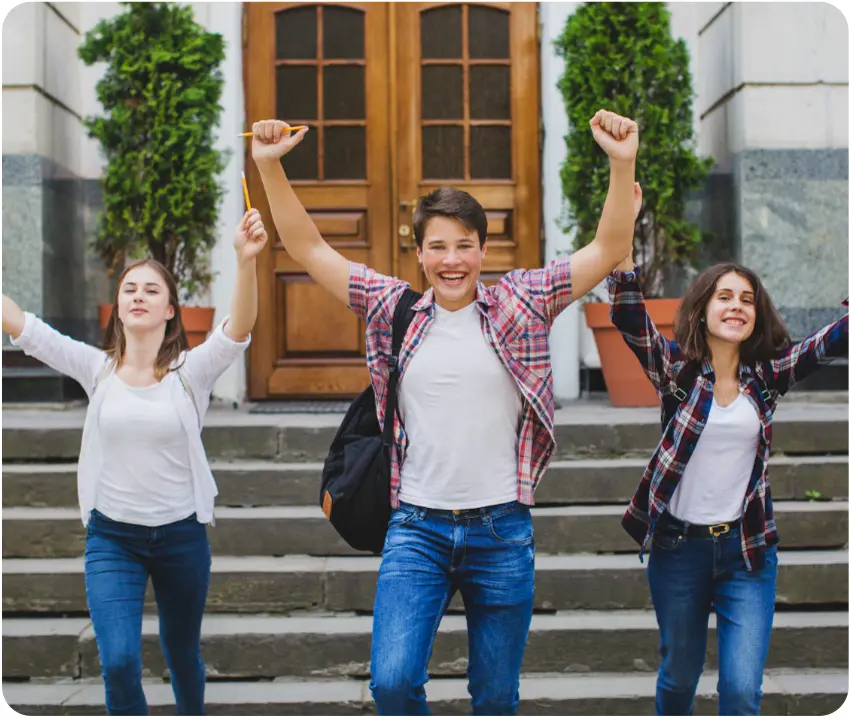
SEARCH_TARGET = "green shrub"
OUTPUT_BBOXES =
[555,2,713,297]
[79,2,228,301]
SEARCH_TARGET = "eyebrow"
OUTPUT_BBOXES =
[716,287,754,296]
[122,281,162,288]
[426,237,476,244]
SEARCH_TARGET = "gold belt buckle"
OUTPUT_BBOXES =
[709,523,730,537]
[452,509,462,515]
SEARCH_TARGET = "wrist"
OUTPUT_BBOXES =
[255,156,283,175]
[236,253,257,270]
[609,157,636,172]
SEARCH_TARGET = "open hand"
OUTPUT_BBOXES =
[251,120,309,164]
[590,110,639,164]
[234,209,269,263]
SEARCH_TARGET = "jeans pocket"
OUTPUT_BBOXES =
[388,507,418,529]
[652,531,682,551]
[487,507,534,546]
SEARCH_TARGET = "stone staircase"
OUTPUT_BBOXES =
[2,402,848,715]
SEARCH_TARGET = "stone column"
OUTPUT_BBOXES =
[697,2,848,338]
[2,2,111,347]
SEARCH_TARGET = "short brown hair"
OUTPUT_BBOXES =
[674,262,791,365]
[102,259,188,379]
[413,186,487,248]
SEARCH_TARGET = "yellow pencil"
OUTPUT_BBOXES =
[238,125,308,137]
[241,171,251,210]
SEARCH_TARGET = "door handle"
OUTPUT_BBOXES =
[399,198,419,210]
[399,224,416,251]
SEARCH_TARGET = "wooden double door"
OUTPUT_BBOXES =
[244,2,541,399]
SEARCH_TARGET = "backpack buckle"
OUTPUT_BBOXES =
[387,355,398,371]
[672,386,688,401]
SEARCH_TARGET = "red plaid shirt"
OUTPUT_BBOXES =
[349,259,573,509]
[609,267,848,571]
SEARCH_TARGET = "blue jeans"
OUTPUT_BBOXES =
[84,509,211,715]
[646,519,778,716]
[369,500,535,716]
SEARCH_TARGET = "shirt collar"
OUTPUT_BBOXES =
[413,282,493,312]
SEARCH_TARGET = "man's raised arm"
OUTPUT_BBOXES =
[252,120,351,307]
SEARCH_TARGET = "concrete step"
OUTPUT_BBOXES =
[4,455,847,508]
[3,611,847,680]
[4,550,845,615]
[3,501,847,559]
[3,402,847,461]
[4,669,847,715]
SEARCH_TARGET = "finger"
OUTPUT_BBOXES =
[264,121,276,143]
[611,117,623,140]
[601,111,613,134]
[272,121,284,144]
[589,110,603,127]
[290,127,309,146]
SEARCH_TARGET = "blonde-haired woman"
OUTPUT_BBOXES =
[2,209,268,715]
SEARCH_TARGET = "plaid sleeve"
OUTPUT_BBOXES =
[513,257,573,324]
[608,267,685,397]
[766,312,848,396]
[348,262,404,321]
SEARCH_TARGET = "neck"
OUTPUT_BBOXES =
[706,336,740,380]
[120,329,165,371]
[433,288,477,312]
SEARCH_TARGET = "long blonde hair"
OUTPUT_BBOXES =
[102,259,188,379]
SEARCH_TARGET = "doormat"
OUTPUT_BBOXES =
[248,401,350,414]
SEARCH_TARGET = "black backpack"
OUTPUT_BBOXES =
[661,360,775,429]
[319,288,421,554]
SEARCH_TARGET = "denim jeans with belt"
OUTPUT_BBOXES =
[369,500,535,716]
[647,515,778,716]
[84,509,211,715]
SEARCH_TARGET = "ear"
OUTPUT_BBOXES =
[167,306,175,321]
[481,240,487,259]
[416,246,422,264]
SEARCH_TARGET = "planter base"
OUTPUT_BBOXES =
[584,299,680,407]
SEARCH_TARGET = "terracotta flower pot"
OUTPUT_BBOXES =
[583,298,680,407]
[98,304,215,349]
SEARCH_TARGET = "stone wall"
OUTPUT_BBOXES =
[697,2,848,338]
[2,3,111,346]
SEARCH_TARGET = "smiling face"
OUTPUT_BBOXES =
[116,263,175,334]
[704,271,757,346]
[417,215,486,311]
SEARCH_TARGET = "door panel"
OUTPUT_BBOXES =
[245,2,540,398]
[395,2,540,290]
[245,2,391,398]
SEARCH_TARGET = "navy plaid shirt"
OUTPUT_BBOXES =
[609,267,848,571]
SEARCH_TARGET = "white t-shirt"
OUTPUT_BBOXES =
[669,391,761,525]
[96,375,195,526]
[398,302,522,510]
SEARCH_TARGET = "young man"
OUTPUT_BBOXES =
[252,110,639,716]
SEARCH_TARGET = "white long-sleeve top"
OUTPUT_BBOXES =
[10,312,250,526]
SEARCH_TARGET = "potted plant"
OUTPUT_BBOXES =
[554,2,714,407]
[78,2,227,347]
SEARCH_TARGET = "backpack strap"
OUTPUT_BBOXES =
[175,368,201,427]
[661,360,700,430]
[382,288,422,450]
[91,355,113,395]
